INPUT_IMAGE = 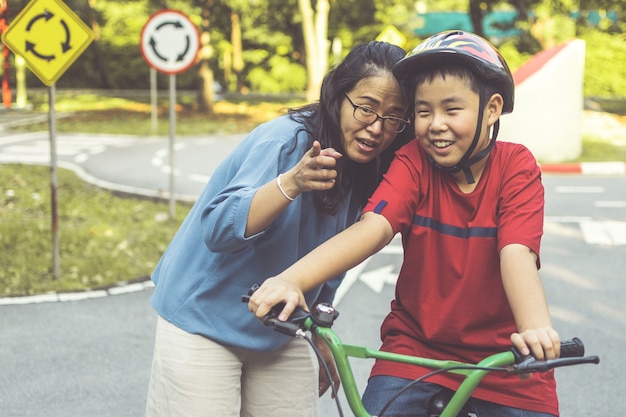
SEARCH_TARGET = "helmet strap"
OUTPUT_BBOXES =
[426,88,499,184]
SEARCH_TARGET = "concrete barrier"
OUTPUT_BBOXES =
[499,39,586,163]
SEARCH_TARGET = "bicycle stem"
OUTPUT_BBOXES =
[314,325,371,417]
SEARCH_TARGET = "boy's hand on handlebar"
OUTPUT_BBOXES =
[511,327,561,360]
[247,277,307,322]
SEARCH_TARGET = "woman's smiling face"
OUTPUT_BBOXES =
[339,74,408,164]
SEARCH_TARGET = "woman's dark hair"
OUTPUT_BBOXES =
[289,41,411,214]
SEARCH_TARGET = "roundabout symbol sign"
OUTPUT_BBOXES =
[140,9,200,75]
[1,0,95,86]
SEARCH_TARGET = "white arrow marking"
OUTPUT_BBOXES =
[333,234,402,305]
[359,264,397,293]
[333,257,371,306]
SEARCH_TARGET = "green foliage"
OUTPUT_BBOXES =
[0,165,191,296]
[496,40,534,72]
[578,29,626,97]
[247,55,306,93]
[2,0,625,97]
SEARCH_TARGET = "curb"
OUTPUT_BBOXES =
[0,278,154,306]
[540,161,626,175]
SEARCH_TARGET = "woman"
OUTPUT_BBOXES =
[145,41,411,417]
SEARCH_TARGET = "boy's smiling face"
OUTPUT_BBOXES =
[413,73,500,173]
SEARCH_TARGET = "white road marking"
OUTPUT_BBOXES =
[579,221,614,245]
[188,174,211,183]
[594,201,626,208]
[555,186,604,193]
[360,265,397,293]
[581,161,626,175]
[547,217,626,246]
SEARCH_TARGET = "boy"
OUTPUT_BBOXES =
[250,31,561,417]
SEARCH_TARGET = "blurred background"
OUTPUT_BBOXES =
[0,0,624,112]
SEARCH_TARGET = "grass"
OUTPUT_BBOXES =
[1,90,308,297]
[12,89,307,136]
[0,91,624,297]
[579,137,626,162]
[0,164,192,296]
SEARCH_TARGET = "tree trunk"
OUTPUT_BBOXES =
[468,0,485,37]
[313,0,329,95]
[87,0,111,88]
[231,11,245,93]
[298,0,330,102]
[197,0,215,114]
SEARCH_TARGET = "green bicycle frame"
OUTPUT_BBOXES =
[312,320,514,417]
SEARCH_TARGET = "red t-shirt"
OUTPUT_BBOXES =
[363,140,557,415]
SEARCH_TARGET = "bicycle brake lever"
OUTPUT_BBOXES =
[241,283,261,303]
[260,304,309,337]
[270,319,306,337]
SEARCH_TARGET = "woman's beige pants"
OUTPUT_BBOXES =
[145,316,319,417]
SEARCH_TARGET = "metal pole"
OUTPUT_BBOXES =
[168,74,176,219]
[49,83,60,279]
[150,68,157,133]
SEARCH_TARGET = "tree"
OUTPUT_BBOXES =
[85,0,111,88]
[219,0,248,93]
[196,0,216,114]
[467,0,484,36]
[299,0,330,101]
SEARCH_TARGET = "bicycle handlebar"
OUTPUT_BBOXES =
[242,285,600,372]
[506,336,588,372]
[507,336,600,373]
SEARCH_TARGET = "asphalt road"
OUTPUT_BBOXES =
[1,287,156,417]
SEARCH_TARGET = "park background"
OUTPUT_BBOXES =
[1,0,625,109]
[0,0,625,294]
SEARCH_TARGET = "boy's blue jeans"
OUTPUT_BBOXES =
[362,376,557,417]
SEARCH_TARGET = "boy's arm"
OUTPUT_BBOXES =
[249,211,394,321]
[500,243,561,360]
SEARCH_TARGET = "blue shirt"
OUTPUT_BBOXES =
[150,115,362,351]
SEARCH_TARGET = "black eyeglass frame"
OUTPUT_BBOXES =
[344,93,409,133]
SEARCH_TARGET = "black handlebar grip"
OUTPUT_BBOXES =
[511,337,587,363]
[560,337,585,358]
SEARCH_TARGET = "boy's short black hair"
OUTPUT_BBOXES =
[406,57,500,110]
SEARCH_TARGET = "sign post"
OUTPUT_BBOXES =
[140,9,200,219]
[1,0,94,279]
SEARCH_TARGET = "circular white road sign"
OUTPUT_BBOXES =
[140,9,200,75]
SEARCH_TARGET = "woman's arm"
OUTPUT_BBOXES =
[245,141,342,237]
[500,243,560,360]
[249,211,394,321]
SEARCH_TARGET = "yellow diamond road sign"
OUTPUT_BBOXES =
[1,0,94,86]
[376,25,407,48]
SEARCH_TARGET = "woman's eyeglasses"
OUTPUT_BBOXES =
[344,93,408,133]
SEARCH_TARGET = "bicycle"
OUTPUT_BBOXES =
[243,285,600,417]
